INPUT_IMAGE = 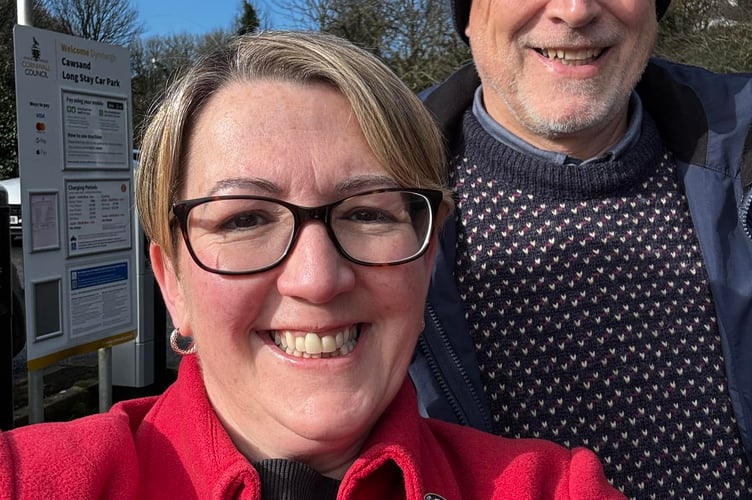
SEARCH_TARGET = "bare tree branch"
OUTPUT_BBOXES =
[279,0,470,91]
[44,0,143,45]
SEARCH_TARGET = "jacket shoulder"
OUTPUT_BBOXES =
[638,58,752,170]
[423,419,626,499]
[421,63,480,140]
[0,400,154,499]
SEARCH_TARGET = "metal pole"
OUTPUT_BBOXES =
[15,0,34,427]
[17,0,33,26]
[98,347,112,412]
[0,193,12,429]
[28,370,44,423]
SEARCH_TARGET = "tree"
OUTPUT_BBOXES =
[43,0,143,46]
[236,0,260,36]
[286,0,470,92]
[131,1,268,143]
[129,29,237,145]
[378,0,471,92]
[0,0,68,179]
[656,0,752,73]
[130,33,200,142]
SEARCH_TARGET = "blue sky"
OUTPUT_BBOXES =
[133,0,298,38]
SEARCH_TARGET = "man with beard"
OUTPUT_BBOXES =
[410,1,752,497]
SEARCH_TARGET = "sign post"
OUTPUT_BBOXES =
[14,26,137,421]
[0,188,12,429]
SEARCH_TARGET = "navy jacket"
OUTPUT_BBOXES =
[410,58,752,465]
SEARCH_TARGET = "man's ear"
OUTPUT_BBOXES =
[150,242,189,333]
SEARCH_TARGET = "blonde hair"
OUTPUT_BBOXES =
[136,30,451,261]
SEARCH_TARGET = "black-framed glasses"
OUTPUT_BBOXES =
[171,188,444,275]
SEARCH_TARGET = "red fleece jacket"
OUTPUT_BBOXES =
[0,356,625,499]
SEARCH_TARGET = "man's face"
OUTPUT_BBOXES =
[466,0,657,157]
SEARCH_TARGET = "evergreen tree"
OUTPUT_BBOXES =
[236,0,260,36]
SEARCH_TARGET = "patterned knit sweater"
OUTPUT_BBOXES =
[451,109,752,499]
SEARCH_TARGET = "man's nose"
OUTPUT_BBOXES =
[546,0,602,28]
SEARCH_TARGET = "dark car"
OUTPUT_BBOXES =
[0,178,25,355]
[0,178,21,243]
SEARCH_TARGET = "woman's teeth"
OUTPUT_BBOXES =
[272,326,359,358]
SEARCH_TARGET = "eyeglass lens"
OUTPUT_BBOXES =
[182,190,433,273]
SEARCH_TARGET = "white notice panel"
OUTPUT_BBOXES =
[66,179,132,256]
[14,25,136,369]
[69,261,132,337]
[30,192,60,251]
[62,90,129,169]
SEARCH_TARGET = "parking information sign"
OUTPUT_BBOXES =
[14,25,136,369]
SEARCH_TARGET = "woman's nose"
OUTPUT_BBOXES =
[275,222,355,303]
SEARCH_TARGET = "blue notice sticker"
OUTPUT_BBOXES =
[70,262,128,290]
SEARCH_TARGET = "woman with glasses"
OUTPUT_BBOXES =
[0,31,623,499]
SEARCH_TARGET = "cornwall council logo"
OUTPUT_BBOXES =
[22,35,50,79]
[31,37,40,60]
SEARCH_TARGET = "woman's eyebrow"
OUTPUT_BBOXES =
[206,175,400,198]
[334,175,400,194]
[206,177,281,197]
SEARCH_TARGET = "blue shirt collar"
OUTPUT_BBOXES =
[472,87,643,166]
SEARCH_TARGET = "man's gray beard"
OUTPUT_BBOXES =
[506,77,632,140]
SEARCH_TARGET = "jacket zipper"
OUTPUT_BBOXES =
[741,191,752,242]
[422,302,493,432]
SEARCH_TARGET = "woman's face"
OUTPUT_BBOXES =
[152,80,435,476]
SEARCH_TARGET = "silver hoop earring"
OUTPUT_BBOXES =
[170,328,196,356]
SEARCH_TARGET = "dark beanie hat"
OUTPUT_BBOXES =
[453,0,671,41]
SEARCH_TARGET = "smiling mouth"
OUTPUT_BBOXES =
[271,325,360,358]
[535,47,604,66]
